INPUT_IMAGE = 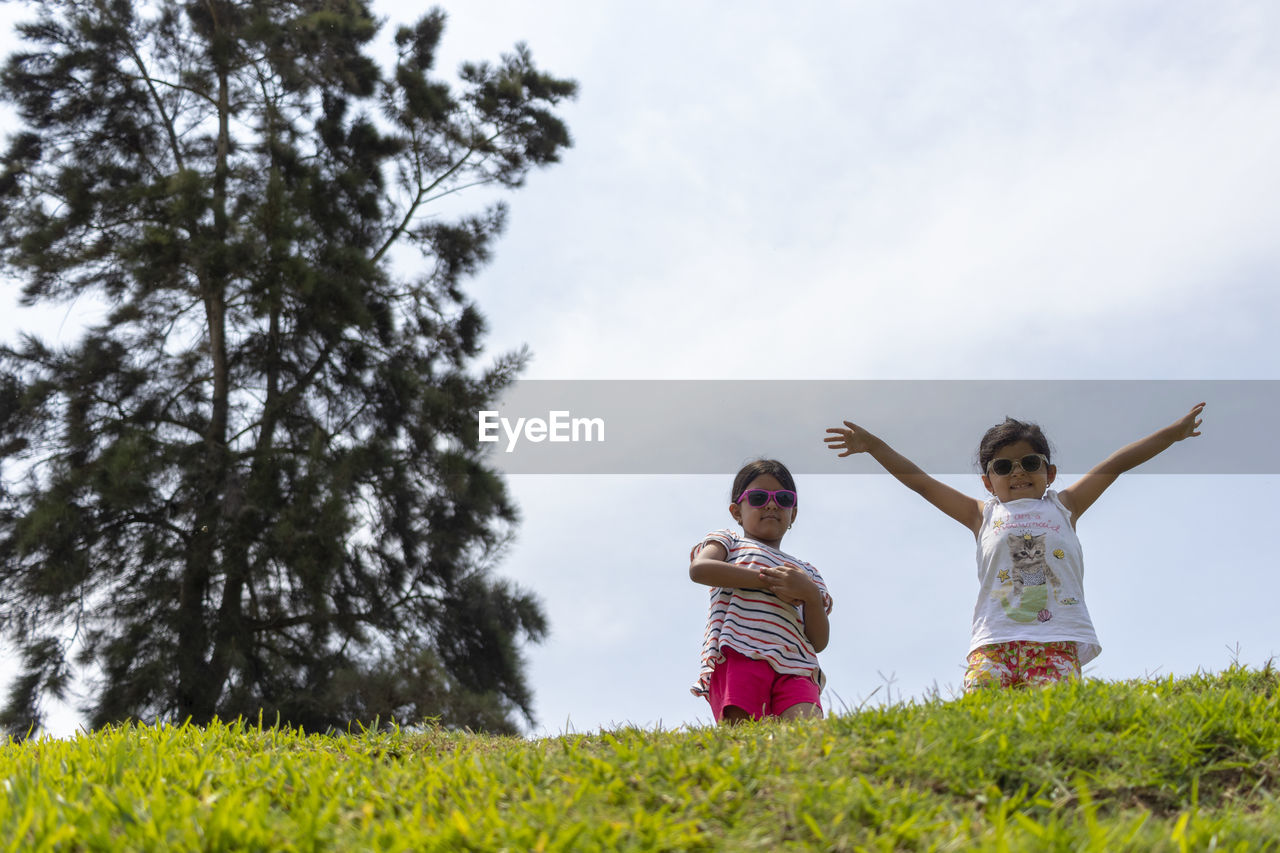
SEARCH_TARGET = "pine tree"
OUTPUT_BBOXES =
[0,0,575,736]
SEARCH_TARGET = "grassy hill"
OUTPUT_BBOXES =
[1,665,1277,851]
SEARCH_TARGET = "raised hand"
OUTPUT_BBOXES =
[823,420,879,457]
[1170,402,1206,441]
[1059,401,1209,520]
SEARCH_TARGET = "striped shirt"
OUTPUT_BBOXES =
[690,528,833,697]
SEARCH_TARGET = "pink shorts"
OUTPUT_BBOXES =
[707,647,821,721]
[964,641,1081,692]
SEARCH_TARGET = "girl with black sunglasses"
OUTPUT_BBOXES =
[689,459,833,724]
[823,403,1205,692]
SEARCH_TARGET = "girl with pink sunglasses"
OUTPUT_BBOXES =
[689,459,833,724]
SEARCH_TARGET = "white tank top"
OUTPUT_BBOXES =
[970,489,1101,664]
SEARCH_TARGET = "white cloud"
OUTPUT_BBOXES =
[455,2,1280,381]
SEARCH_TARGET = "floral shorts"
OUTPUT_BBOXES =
[964,641,1081,692]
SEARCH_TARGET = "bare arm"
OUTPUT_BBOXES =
[802,592,829,652]
[759,565,830,652]
[692,544,829,651]
[689,541,771,591]
[1059,402,1205,521]
[825,420,984,535]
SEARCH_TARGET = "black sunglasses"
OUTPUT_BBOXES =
[736,488,798,509]
[987,454,1049,476]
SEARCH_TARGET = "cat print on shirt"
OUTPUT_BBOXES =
[1000,532,1062,624]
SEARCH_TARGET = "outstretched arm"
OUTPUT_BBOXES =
[1059,402,1205,522]
[825,420,984,534]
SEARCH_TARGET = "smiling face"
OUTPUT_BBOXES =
[730,473,797,548]
[981,439,1056,502]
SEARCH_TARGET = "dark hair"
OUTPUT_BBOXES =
[730,458,796,503]
[976,418,1053,472]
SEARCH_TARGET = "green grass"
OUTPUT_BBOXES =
[2,666,1278,851]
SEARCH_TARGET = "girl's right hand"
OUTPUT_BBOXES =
[758,563,819,607]
[823,420,879,457]
[822,418,986,533]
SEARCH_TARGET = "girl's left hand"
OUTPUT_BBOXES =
[1170,402,1206,441]
[758,564,818,606]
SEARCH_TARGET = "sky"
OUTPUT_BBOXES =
[2,1,1279,737]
